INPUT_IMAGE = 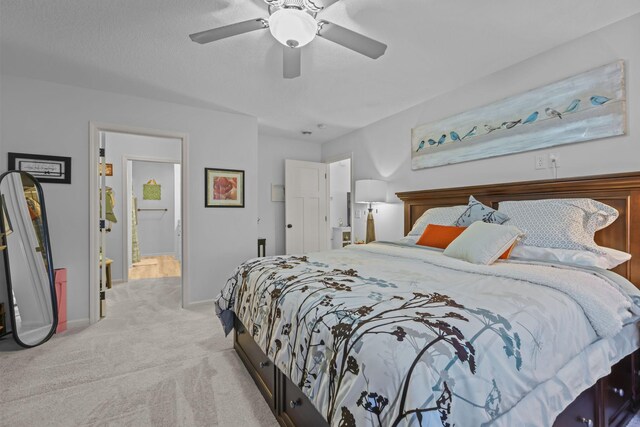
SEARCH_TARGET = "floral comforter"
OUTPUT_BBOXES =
[215,242,640,427]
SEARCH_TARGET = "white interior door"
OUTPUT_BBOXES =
[285,159,328,255]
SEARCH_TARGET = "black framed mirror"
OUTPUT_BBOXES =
[0,171,57,348]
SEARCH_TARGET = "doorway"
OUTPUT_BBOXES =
[89,123,189,324]
[328,157,353,248]
[127,159,181,281]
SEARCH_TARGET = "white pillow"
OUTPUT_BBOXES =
[510,245,631,269]
[443,222,523,265]
[408,206,467,236]
[397,236,420,245]
[498,198,618,255]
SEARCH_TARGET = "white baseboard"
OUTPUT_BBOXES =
[183,299,214,309]
[65,318,91,330]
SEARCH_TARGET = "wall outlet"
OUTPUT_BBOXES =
[549,153,560,167]
[535,155,547,170]
[355,210,362,219]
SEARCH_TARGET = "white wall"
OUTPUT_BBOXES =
[0,75,258,322]
[132,160,177,257]
[323,13,640,242]
[104,133,181,281]
[257,135,322,256]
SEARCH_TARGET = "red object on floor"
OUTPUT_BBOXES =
[54,268,67,333]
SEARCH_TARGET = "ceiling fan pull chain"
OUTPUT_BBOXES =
[264,0,285,7]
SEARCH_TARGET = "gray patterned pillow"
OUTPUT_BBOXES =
[498,198,618,255]
[455,196,509,227]
[408,206,467,236]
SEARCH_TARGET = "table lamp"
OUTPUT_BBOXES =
[355,179,387,243]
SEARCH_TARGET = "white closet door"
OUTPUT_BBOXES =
[285,160,328,255]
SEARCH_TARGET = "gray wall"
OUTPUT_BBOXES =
[322,13,640,242]
[257,134,322,256]
[0,75,258,323]
[133,160,177,257]
[103,133,181,281]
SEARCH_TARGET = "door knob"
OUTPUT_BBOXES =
[287,224,293,229]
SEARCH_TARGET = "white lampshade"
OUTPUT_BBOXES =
[355,179,387,203]
[268,8,317,48]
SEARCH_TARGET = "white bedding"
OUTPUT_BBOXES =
[215,241,640,426]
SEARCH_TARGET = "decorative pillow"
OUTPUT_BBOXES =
[397,236,420,245]
[443,222,523,265]
[416,224,467,249]
[498,198,618,255]
[510,245,631,269]
[408,205,467,236]
[455,196,510,227]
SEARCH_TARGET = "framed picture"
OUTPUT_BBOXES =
[411,60,626,169]
[8,152,72,184]
[205,168,244,208]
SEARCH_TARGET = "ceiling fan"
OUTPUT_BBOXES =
[189,0,387,79]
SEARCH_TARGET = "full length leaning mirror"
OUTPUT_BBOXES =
[0,171,57,347]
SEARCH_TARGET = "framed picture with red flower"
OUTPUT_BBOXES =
[205,168,245,208]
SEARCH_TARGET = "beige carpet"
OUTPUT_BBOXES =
[0,277,278,427]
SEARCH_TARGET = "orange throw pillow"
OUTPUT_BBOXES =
[498,240,518,260]
[416,224,467,249]
[417,224,516,259]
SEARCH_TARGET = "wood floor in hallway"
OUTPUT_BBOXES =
[129,255,181,280]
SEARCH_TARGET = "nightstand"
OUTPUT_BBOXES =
[332,227,352,249]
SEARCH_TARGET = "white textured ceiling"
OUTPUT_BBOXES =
[2,0,640,142]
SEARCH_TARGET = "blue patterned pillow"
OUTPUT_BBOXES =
[455,196,509,227]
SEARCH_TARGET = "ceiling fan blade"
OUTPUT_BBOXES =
[320,0,341,9]
[189,18,268,44]
[283,46,301,79]
[317,21,387,59]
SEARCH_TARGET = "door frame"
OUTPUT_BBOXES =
[89,122,190,324]
[121,155,181,283]
[324,152,354,245]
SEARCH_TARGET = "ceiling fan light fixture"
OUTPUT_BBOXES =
[268,8,317,48]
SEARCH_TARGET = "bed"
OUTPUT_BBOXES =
[215,172,640,427]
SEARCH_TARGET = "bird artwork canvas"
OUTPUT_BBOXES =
[411,60,626,169]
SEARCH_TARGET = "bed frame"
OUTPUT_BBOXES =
[236,172,640,427]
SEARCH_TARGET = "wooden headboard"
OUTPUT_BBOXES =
[396,172,640,286]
